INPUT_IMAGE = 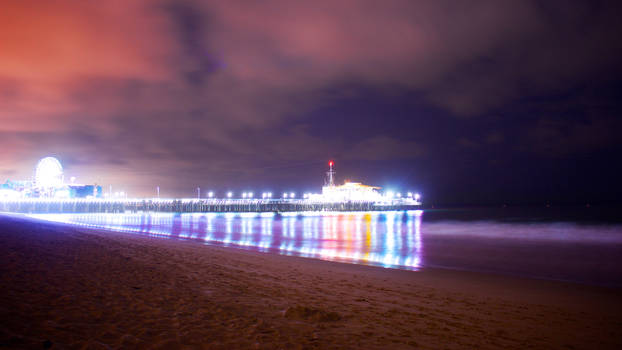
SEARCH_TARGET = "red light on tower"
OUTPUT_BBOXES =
[326,160,335,186]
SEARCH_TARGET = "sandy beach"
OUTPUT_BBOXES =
[1,213,621,349]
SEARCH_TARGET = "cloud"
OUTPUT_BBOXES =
[1,0,621,195]
[526,116,620,157]
[347,136,426,160]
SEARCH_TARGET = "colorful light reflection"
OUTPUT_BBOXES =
[28,210,423,270]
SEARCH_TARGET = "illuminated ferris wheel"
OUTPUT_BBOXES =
[35,157,64,189]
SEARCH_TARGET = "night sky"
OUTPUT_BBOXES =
[2,0,622,205]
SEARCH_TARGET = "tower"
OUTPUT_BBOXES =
[325,160,335,187]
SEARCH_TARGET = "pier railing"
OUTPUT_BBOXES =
[0,198,421,214]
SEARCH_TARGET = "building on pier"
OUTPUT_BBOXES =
[1,156,102,199]
[307,161,384,202]
[321,182,383,202]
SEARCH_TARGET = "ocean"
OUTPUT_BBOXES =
[28,206,622,287]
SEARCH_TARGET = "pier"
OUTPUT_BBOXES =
[0,198,420,214]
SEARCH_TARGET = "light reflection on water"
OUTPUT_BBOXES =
[26,209,622,286]
[28,211,424,270]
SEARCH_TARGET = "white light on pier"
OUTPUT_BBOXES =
[242,192,247,198]
[290,192,295,198]
[283,193,288,198]
[407,192,413,198]
[396,193,402,198]
[414,193,421,200]
[208,191,214,198]
[386,191,394,199]
[249,192,253,198]
[268,192,272,198]
[227,192,232,198]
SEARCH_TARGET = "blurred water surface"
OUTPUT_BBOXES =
[29,207,622,286]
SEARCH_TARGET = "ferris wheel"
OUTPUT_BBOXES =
[35,157,64,189]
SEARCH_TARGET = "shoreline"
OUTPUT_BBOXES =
[1,214,621,349]
[19,211,622,289]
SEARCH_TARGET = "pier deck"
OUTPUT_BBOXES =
[0,198,420,214]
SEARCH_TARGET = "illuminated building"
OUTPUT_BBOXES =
[321,181,383,202]
[306,161,384,202]
[0,179,32,198]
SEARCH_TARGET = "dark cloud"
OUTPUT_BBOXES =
[1,0,621,203]
[526,116,620,157]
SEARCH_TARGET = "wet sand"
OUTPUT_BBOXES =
[1,214,621,349]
